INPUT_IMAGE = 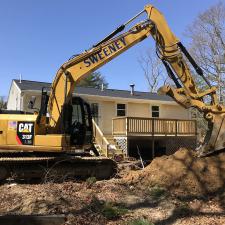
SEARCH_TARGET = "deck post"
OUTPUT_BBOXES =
[195,119,198,147]
[126,117,128,136]
[152,119,155,159]
[195,120,197,136]
[175,119,178,136]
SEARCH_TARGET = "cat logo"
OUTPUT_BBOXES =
[17,122,35,145]
[18,123,34,133]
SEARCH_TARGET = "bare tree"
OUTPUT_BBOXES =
[138,48,168,92]
[186,2,225,102]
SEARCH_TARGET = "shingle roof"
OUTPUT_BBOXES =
[14,79,51,91]
[75,86,173,101]
[13,79,173,102]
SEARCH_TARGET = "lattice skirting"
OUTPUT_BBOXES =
[165,136,197,155]
[114,137,127,155]
[113,136,196,158]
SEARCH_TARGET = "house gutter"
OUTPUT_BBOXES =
[74,93,178,105]
[21,90,178,105]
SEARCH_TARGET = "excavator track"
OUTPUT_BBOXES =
[0,153,117,181]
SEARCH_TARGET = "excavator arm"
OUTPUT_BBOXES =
[47,17,154,130]
[46,4,225,156]
[144,5,225,156]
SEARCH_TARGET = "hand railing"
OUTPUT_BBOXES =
[92,119,109,156]
[112,117,197,136]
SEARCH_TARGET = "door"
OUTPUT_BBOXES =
[70,97,85,145]
[83,102,93,145]
[70,97,93,147]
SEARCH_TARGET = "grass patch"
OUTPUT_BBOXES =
[86,176,97,187]
[148,186,168,200]
[102,202,128,219]
[176,202,192,216]
[89,196,129,220]
[128,218,154,225]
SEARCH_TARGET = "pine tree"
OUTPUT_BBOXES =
[77,72,108,88]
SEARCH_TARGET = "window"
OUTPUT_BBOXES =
[151,105,159,118]
[72,103,83,124]
[117,104,126,116]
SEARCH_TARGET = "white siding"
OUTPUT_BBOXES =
[7,81,42,113]
[128,102,150,117]
[160,104,190,120]
[74,95,191,134]
[6,80,191,135]
[7,81,21,110]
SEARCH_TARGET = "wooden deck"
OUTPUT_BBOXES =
[112,117,197,137]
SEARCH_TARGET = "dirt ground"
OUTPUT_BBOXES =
[0,148,224,225]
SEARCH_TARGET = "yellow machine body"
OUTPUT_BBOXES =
[0,114,69,152]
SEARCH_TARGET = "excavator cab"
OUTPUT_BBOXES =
[70,96,93,147]
[37,88,93,149]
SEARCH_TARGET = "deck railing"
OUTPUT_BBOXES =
[112,117,197,136]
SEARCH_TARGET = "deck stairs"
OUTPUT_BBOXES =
[104,135,124,159]
[92,119,124,160]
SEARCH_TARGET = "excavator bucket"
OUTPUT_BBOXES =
[198,114,225,157]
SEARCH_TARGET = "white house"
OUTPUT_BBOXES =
[7,79,196,159]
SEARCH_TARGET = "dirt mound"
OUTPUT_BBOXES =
[125,148,225,197]
[0,159,224,225]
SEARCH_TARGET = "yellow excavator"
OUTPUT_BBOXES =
[0,4,224,181]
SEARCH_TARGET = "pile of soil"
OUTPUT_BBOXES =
[125,148,225,197]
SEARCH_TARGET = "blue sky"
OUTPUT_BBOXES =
[0,0,223,96]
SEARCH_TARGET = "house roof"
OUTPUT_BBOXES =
[14,79,51,91]
[13,79,173,102]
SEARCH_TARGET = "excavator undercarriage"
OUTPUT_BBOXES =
[0,153,117,181]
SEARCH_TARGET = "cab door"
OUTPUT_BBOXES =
[70,97,93,147]
[70,97,85,145]
[83,102,93,145]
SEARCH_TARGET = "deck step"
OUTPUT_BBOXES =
[92,119,125,159]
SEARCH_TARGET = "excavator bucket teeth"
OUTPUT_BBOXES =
[198,114,225,157]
